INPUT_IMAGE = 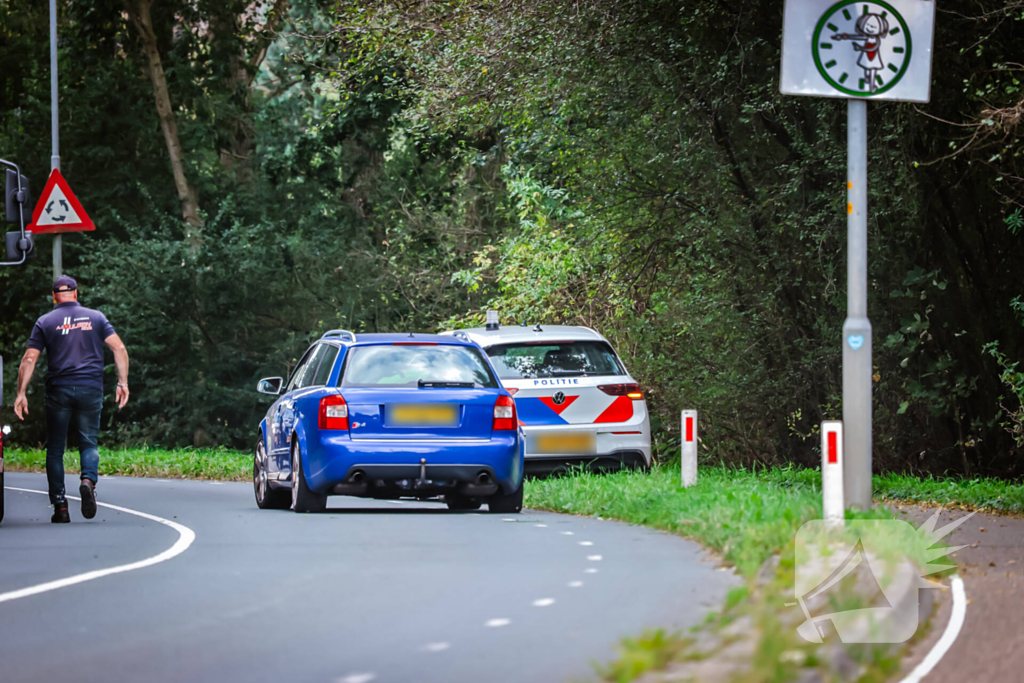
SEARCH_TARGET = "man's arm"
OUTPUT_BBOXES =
[14,348,41,420]
[105,333,130,409]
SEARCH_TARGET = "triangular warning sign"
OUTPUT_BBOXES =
[28,169,95,234]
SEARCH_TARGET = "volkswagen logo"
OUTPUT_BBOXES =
[552,391,566,405]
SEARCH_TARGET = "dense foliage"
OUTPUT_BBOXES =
[2,0,1022,477]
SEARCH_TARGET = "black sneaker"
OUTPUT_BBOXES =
[51,501,70,524]
[79,479,97,520]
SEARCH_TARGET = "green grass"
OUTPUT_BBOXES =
[526,465,825,577]
[875,471,1024,515]
[4,446,250,481]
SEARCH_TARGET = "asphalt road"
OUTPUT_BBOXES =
[1,473,735,683]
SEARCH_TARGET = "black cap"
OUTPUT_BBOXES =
[52,275,77,292]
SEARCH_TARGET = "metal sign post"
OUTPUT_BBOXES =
[49,0,62,278]
[781,0,935,510]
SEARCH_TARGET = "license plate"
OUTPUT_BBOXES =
[530,432,596,455]
[387,403,459,427]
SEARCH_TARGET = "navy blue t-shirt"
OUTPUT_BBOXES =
[27,302,116,389]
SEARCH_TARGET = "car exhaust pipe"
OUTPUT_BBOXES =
[476,471,491,485]
[349,470,365,483]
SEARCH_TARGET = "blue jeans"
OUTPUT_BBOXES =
[45,385,103,504]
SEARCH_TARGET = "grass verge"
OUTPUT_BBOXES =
[526,464,824,578]
[4,446,250,481]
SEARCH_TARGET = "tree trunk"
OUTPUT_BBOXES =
[126,0,204,238]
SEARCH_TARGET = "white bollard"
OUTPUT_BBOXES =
[821,420,844,525]
[681,410,698,488]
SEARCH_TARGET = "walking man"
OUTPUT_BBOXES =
[13,276,129,523]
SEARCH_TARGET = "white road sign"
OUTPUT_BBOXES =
[781,0,935,102]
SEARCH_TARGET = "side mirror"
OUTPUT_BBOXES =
[257,377,284,395]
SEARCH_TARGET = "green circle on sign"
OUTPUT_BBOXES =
[812,0,913,97]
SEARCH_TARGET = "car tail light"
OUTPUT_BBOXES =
[493,395,517,431]
[598,383,643,399]
[506,388,519,395]
[319,394,349,430]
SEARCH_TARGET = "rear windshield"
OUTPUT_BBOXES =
[340,344,499,388]
[485,341,625,379]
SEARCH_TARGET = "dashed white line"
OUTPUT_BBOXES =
[0,487,196,605]
[485,618,511,628]
[587,554,603,561]
[585,568,599,574]
[532,598,555,607]
[337,674,376,683]
[568,580,584,588]
[561,531,574,536]
[579,541,593,546]
[534,524,548,528]
[421,642,450,653]
[502,518,516,522]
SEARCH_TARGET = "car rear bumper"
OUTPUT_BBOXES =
[524,450,650,476]
[305,432,523,495]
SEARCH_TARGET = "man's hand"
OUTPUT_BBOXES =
[13,393,28,420]
[116,384,130,409]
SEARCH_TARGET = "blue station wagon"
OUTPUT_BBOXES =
[253,331,525,513]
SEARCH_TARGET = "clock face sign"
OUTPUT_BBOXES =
[780,0,934,102]
[812,1,911,97]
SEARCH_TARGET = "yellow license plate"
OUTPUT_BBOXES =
[532,432,596,455]
[387,403,459,427]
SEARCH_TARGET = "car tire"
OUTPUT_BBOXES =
[487,478,524,514]
[291,440,327,513]
[254,439,289,510]
[445,494,481,511]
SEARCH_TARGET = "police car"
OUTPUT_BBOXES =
[443,313,651,474]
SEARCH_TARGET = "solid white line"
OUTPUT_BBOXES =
[0,487,196,605]
[897,575,967,683]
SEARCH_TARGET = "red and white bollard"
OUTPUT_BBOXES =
[681,410,698,488]
[821,420,844,525]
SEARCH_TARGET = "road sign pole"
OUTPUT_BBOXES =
[49,0,62,278]
[842,99,872,510]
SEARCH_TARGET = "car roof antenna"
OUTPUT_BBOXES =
[533,323,543,332]
[408,332,415,337]
[520,320,528,327]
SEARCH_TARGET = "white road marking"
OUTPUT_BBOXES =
[502,518,516,522]
[421,642,450,653]
[897,575,967,683]
[579,541,593,546]
[0,487,196,605]
[337,674,376,683]
[384,500,405,505]
[585,568,599,574]
[568,581,583,588]
[561,531,574,535]
[532,598,555,607]
[206,482,224,486]
[485,618,511,628]
[534,524,548,528]
[587,554,603,561]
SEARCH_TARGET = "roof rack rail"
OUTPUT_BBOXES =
[321,329,357,343]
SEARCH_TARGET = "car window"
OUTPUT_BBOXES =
[486,341,624,379]
[285,346,316,393]
[312,345,340,386]
[340,344,499,388]
[292,344,332,391]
